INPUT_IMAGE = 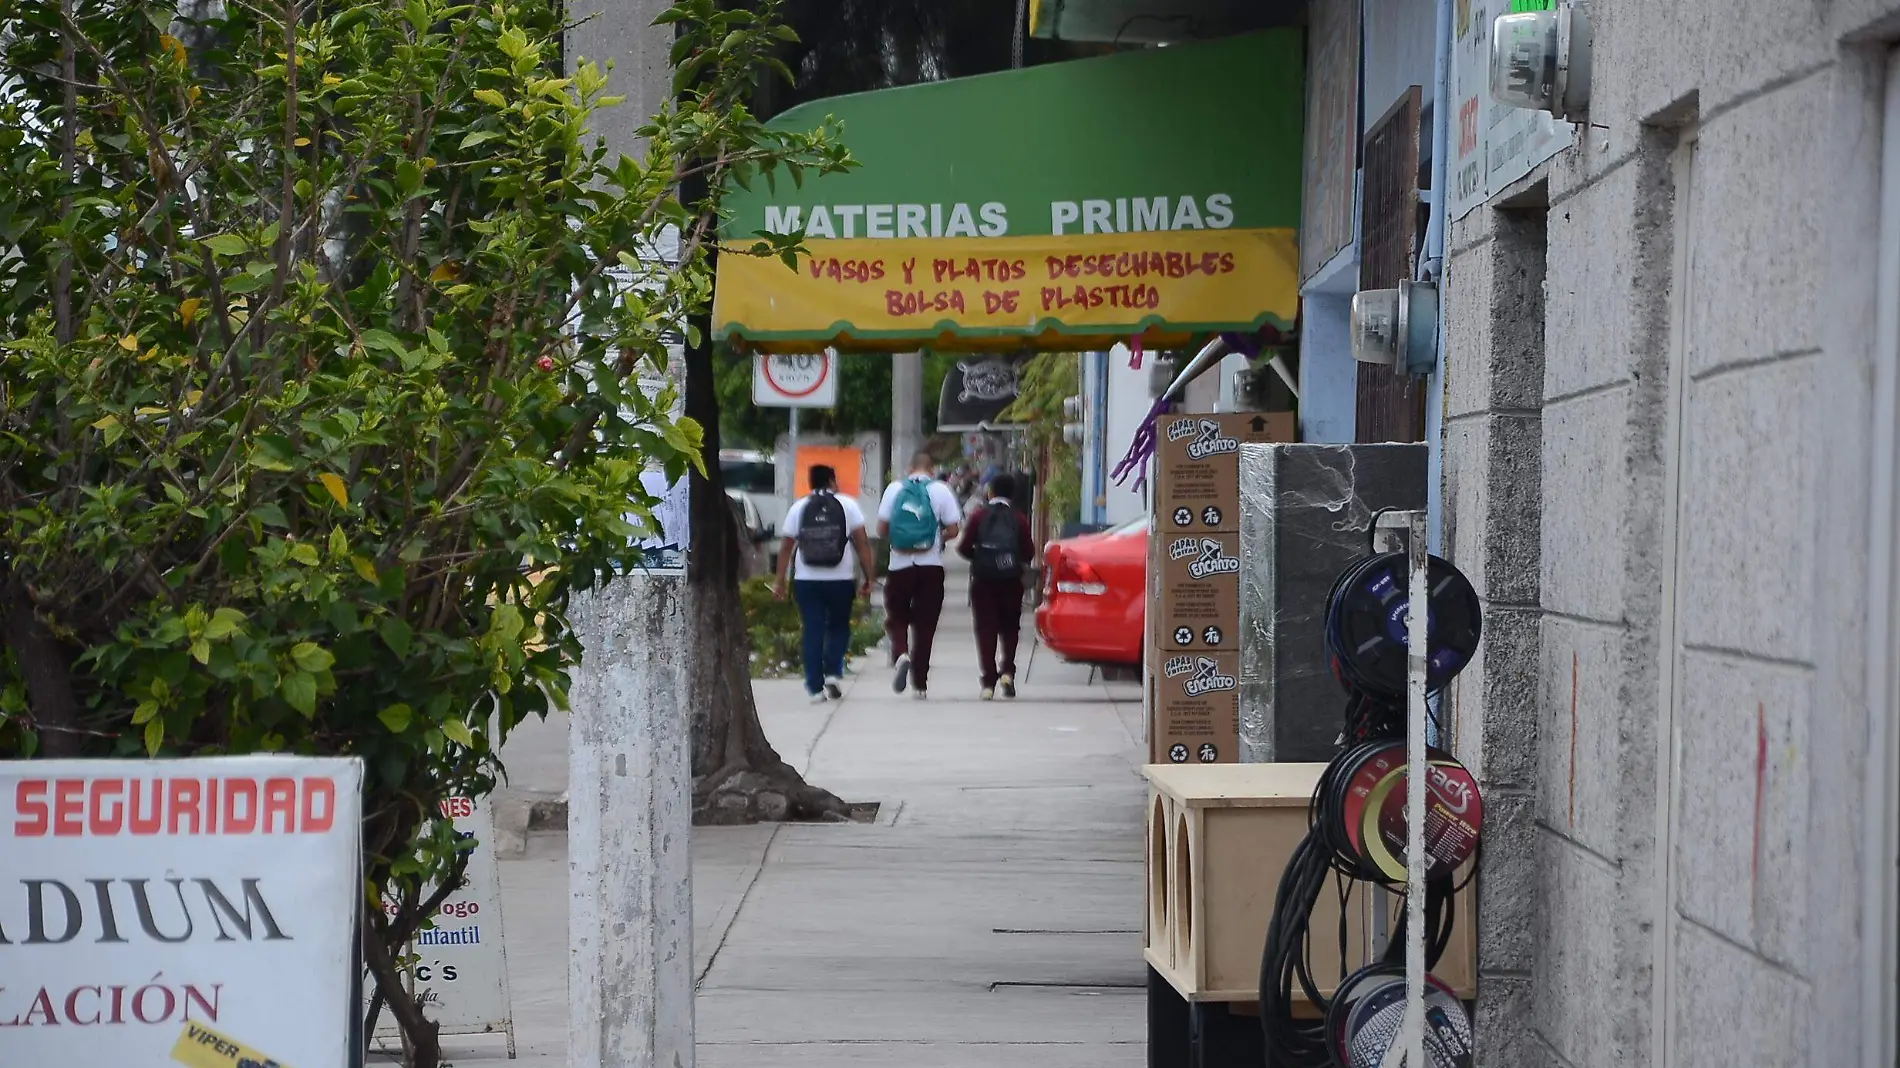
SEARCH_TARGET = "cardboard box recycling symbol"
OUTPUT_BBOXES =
[1150,651,1240,765]
[1156,411,1295,533]
[1156,531,1241,651]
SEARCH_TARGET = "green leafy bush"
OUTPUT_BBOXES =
[0,0,843,1061]
[741,575,883,679]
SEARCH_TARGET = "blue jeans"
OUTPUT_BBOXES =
[793,580,856,694]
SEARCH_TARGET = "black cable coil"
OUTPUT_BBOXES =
[1257,542,1486,1068]
[1258,750,1460,1068]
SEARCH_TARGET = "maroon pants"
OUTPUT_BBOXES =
[970,578,1024,688]
[884,565,947,690]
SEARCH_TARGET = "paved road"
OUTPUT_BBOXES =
[437,563,1148,1066]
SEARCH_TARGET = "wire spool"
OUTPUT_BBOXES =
[1259,749,1467,1068]
[1357,754,1484,885]
[1313,743,1481,883]
[1342,972,1473,1068]
[1327,963,1401,1067]
[1324,552,1482,701]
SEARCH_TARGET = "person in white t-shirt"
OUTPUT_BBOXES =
[775,465,876,703]
[876,451,963,700]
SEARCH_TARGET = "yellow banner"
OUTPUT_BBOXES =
[171,1021,292,1068]
[713,227,1298,354]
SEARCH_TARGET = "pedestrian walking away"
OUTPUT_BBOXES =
[878,450,962,700]
[957,474,1036,701]
[775,465,877,703]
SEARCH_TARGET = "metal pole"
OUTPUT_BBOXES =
[1382,511,1430,1068]
[788,405,800,513]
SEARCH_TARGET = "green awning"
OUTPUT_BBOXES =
[714,30,1305,354]
[1028,0,1293,43]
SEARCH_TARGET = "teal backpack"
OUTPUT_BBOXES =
[889,479,939,552]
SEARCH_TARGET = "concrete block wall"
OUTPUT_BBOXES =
[1442,199,1549,1068]
[1439,2,1900,1066]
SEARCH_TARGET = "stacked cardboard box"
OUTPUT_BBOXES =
[1145,410,1296,765]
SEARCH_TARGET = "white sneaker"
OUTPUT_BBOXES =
[824,676,844,700]
[892,655,911,694]
[999,674,1016,699]
[808,692,829,705]
[981,687,995,701]
[912,688,928,701]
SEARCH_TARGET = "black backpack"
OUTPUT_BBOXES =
[797,491,848,568]
[971,504,1023,581]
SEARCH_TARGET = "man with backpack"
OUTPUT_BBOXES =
[775,465,877,704]
[957,474,1036,700]
[877,450,962,699]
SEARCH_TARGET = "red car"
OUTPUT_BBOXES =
[1036,517,1149,666]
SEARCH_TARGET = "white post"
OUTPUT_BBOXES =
[787,406,801,513]
[1393,513,1430,1066]
[567,576,695,1068]
[892,350,924,469]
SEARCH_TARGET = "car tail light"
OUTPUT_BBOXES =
[1055,557,1107,596]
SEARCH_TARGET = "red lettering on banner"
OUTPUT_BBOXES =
[89,780,124,835]
[805,257,885,284]
[983,290,1020,314]
[54,780,83,836]
[1039,284,1163,313]
[17,988,57,1026]
[933,258,1026,284]
[9,777,342,836]
[262,778,297,833]
[224,779,256,833]
[304,778,337,831]
[168,778,201,834]
[1043,249,1239,280]
[63,986,100,1026]
[883,289,967,317]
[0,980,222,1026]
[15,781,48,836]
[128,780,162,835]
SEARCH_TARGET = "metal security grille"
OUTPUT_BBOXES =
[1357,86,1425,443]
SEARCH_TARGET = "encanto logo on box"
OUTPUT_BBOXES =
[1165,418,1239,459]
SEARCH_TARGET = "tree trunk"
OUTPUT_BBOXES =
[682,296,850,826]
[1,567,84,757]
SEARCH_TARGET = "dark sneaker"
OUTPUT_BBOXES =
[1000,674,1016,699]
[893,654,911,693]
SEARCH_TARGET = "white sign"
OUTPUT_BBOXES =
[373,794,515,1055]
[0,756,363,1066]
[1449,0,1573,220]
[753,351,838,408]
[627,344,690,575]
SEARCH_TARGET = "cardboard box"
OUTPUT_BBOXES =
[1155,531,1240,651]
[1156,411,1296,534]
[1149,650,1240,765]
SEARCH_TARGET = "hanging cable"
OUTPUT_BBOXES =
[1258,544,1486,1066]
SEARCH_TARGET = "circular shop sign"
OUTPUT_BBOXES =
[762,353,832,399]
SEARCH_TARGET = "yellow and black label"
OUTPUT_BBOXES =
[170,1021,291,1068]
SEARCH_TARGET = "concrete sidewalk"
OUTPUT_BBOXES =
[460,564,1149,1066]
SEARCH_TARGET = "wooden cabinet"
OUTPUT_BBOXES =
[1142,763,1476,1005]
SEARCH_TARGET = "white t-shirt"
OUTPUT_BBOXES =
[878,476,963,570]
[781,491,867,582]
